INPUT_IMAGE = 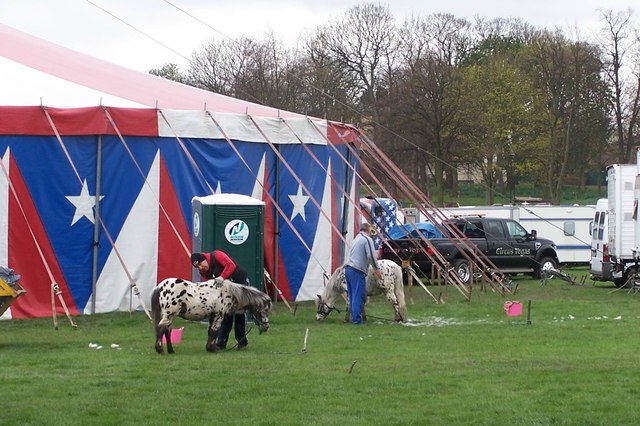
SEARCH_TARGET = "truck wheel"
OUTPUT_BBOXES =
[453,259,471,285]
[534,256,557,279]
[613,277,628,288]
[616,268,640,288]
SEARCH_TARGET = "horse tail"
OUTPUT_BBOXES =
[152,280,177,354]
[392,263,408,322]
[151,285,163,329]
[152,281,173,328]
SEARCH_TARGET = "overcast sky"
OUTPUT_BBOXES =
[0,0,636,73]
[0,0,636,107]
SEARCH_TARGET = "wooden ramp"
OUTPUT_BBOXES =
[0,277,26,317]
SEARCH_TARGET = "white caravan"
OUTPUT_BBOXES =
[607,164,637,286]
[518,204,595,264]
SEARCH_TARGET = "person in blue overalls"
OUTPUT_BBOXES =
[344,222,382,325]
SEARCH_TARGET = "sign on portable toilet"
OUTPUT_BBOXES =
[192,194,265,290]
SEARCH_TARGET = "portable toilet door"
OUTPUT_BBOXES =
[192,194,265,290]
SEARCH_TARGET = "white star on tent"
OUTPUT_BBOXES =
[215,181,222,193]
[289,184,309,221]
[65,179,103,225]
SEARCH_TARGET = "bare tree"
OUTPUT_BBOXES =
[313,3,399,126]
[599,9,640,163]
[393,13,473,205]
[521,30,609,203]
[186,34,302,111]
[299,32,362,121]
[147,6,622,205]
[148,63,189,84]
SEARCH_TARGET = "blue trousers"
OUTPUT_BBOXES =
[345,266,367,324]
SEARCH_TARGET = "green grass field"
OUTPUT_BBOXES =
[2,269,640,425]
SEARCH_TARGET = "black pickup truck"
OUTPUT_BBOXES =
[380,216,559,284]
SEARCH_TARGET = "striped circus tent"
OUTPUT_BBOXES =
[0,23,364,319]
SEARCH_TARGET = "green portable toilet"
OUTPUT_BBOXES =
[192,194,265,290]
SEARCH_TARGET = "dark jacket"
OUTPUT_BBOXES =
[200,251,248,284]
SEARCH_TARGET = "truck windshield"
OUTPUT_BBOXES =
[505,220,527,239]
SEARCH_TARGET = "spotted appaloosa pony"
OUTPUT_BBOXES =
[152,278,271,354]
[315,259,407,323]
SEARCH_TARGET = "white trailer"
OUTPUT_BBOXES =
[438,205,519,220]
[607,164,637,285]
[518,204,595,264]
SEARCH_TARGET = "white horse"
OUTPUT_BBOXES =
[315,259,407,322]
[151,277,271,354]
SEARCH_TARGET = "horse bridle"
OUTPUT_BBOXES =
[317,299,341,318]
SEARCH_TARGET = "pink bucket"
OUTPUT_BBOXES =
[504,301,522,317]
[162,327,183,344]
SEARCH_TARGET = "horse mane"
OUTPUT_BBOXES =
[319,265,345,305]
[225,281,271,310]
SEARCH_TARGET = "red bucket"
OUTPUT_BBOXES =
[504,301,522,317]
[162,327,183,344]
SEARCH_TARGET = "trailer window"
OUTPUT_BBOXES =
[598,212,606,240]
[563,221,575,236]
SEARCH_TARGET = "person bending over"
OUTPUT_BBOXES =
[191,251,249,350]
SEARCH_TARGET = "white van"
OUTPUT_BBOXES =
[590,198,611,281]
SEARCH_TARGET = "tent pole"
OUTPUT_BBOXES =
[273,145,280,301]
[91,135,103,314]
[340,148,353,264]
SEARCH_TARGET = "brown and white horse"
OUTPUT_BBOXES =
[151,277,271,354]
[315,259,407,323]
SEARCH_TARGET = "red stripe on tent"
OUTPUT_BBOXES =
[263,189,276,286]
[157,156,192,282]
[0,106,158,136]
[261,164,292,300]
[7,155,78,318]
[106,108,159,136]
[331,164,341,272]
[0,106,59,135]
[274,251,292,301]
[327,122,360,146]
